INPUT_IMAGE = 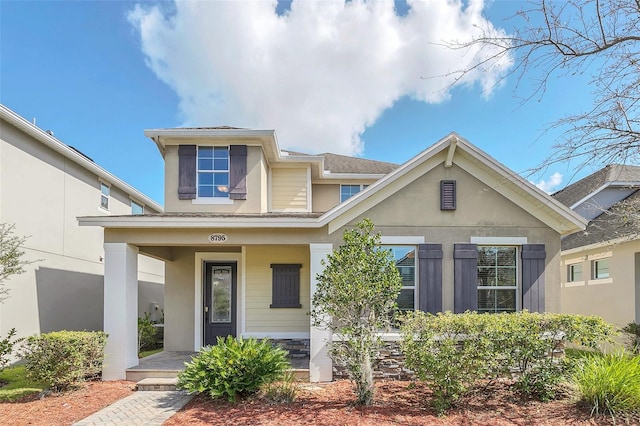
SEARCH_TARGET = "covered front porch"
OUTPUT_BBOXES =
[101,238,333,382]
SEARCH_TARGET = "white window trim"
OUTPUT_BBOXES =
[196,146,230,200]
[340,184,367,202]
[566,263,584,284]
[591,257,611,280]
[130,199,144,214]
[471,236,528,245]
[383,244,418,312]
[477,245,521,313]
[99,181,111,213]
[380,236,425,245]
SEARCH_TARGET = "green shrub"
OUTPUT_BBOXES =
[177,336,290,402]
[573,351,640,419]
[22,330,107,391]
[138,313,161,351]
[400,311,615,411]
[0,328,19,372]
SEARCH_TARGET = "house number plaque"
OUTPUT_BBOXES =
[208,233,228,243]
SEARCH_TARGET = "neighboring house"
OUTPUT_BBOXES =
[0,105,165,344]
[79,128,586,381]
[553,164,640,327]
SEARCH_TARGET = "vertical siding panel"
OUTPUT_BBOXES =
[418,243,443,314]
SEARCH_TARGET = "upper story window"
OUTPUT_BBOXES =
[100,182,110,210]
[385,246,416,312]
[197,147,229,198]
[340,184,368,203]
[477,246,518,313]
[131,200,144,215]
[592,258,610,279]
[567,263,583,282]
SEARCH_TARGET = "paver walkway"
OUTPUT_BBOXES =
[73,390,192,426]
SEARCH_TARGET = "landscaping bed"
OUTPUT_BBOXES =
[165,379,620,426]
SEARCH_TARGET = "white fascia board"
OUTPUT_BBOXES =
[569,183,609,210]
[144,128,276,139]
[561,233,640,256]
[1,104,164,213]
[77,215,323,228]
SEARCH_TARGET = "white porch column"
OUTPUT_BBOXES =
[103,243,139,380]
[309,243,333,382]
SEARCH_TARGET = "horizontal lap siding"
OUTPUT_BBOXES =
[271,168,309,211]
[244,246,310,333]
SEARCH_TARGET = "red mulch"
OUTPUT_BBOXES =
[165,380,624,426]
[0,380,135,426]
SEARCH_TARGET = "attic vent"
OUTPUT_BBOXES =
[440,180,456,210]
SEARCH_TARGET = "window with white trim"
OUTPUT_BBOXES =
[100,182,110,210]
[340,184,368,202]
[567,263,583,282]
[131,200,144,215]
[385,246,416,312]
[477,246,518,313]
[197,146,229,198]
[592,258,610,279]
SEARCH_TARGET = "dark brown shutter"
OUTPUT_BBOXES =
[454,243,478,313]
[521,244,546,312]
[229,145,247,200]
[440,180,456,210]
[270,264,302,308]
[178,145,197,200]
[418,244,443,314]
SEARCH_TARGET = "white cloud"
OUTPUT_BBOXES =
[533,172,563,193]
[128,0,511,155]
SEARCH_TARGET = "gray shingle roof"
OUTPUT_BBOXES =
[561,189,640,250]
[553,164,640,207]
[282,150,399,174]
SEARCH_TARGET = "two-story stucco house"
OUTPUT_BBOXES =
[554,165,640,327]
[0,105,165,343]
[79,127,586,381]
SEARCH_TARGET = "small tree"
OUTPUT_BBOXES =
[311,218,401,406]
[0,223,32,302]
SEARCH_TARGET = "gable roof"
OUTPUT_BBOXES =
[553,164,640,208]
[282,150,399,174]
[561,189,640,251]
[0,104,163,213]
[80,132,586,236]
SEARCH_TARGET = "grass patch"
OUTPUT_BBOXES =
[0,365,45,402]
[565,348,603,360]
[139,348,163,358]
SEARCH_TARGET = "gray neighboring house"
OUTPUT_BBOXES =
[0,104,165,342]
[554,164,640,327]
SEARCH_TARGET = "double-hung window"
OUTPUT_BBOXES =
[100,182,110,210]
[197,147,229,198]
[385,246,416,312]
[477,246,518,313]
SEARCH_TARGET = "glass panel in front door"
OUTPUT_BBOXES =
[211,266,232,323]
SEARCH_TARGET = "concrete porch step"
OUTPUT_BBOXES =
[136,377,179,391]
[126,368,182,382]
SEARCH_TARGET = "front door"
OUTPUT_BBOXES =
[204,262,237,346]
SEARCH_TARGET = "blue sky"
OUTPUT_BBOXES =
[1,0,597,206]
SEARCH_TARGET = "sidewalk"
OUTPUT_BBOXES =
[73,390,193,426]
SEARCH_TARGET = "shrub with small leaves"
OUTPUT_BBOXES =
[0,328,20,372]
[22,330,107,391]
[622,322,640,354]
[138,313,160,351]
[177,336,290,402]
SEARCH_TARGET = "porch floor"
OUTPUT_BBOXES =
[126,351,310,382]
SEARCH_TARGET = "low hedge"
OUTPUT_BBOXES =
[22,330,107,391]
[400,311,615,412]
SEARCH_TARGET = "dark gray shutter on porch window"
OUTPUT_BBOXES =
[178,145,197,200]
[418,243,443,314]
[454,243,478,313]
[229,145,247,200]
[521,244,546,312]
[270,264,302,308]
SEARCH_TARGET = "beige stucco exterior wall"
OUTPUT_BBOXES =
[312,184,340,212]
[164,144,267,213]
[334,163,562,313]
[561,241,640,327]
[0,119,164,339]
[270,167,309,212]
[244,245,309,333]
